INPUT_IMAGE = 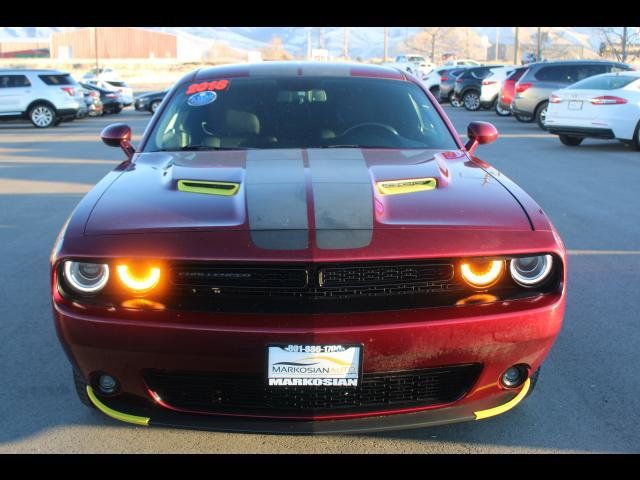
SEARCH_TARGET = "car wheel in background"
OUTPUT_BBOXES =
[514,112,534,123]
[631,121,640,151]
[463,91,481,111]
[559,134,584,146]
[536,101,549,130]
[449,92,463,107]
[495,102,511,116]
[150,100,161,114]
[113,106,123,114]
[29,103,56,128]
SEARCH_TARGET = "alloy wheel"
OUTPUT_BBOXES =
[463,92,480,111]
[31,106,54,127]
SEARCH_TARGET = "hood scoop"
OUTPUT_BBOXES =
[376,177,437,196]
[177,180,240,196]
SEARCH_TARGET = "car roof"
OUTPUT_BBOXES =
[526,59,627,68]
[192,61,407,82]
[0,69,68,74]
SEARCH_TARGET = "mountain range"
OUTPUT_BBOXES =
[0,27,606,59]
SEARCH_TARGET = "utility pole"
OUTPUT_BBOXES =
[307,28,312,60]
[622,26,628,62]
[383,27,388,62]
[495,27,500,61]
[514,26,520,65]
[94,27,99,73]
[319,27,324,49]
[343,27,349,59]
[537,27,541,61]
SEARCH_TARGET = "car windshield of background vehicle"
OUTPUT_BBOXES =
[567,74,639,90]
[146,76,458,152]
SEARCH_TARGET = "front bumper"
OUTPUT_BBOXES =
[86,378,531,434]
[54,288,564,431]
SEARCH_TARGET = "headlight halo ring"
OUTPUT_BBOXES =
[63,260,110,294]
[509,254,553,287]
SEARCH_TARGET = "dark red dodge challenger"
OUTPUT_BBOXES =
[51,62,566,433]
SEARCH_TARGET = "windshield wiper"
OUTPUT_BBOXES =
[315,144,398,149]
[156,146,254,152]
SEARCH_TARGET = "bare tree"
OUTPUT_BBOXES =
[400,27,451,62]
[595,27,640,62]
[261,36,293,61]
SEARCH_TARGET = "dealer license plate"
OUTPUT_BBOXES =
[267,344,361,387]
[568,100,583,110]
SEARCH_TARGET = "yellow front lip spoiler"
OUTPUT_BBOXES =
[86,379,530,428]
[86,386,149,426]
[473,378,531,420]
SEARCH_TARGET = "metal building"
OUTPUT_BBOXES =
[50,27,179,60]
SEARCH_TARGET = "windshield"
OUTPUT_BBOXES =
[567,74,639,90]
[145,76,457,152]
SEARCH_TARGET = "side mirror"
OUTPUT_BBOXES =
[101,123,135,159]
[465,121,498,154]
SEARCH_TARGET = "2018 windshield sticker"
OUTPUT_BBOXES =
[187,91,217,107]
[185,79,229,95]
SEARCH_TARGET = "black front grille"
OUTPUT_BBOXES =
[166,261,469,313]
[144,364,482,416]
[319,264,453,287]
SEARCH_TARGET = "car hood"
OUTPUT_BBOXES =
[84,148,531,250]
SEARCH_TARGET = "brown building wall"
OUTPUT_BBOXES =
[51,27,177,59]
[0,41,49,56]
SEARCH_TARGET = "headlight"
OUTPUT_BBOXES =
[116,264,161,293]
[460,259,504,288]
[509,255,553,287]
[63,261,109,293]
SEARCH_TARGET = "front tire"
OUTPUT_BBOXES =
[514,112,534,123]
[559,134,584,146]
[462,90,481,111]
[73,369,95,409]
[631,121,640,151]
[29,103,56,128]
[535,101,549,130]
[449,92,463,108]
[150,100,161,114]
[495,101,511,116]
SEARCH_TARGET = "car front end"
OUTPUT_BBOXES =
[51,62,566,433]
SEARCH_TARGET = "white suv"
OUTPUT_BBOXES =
[0,69,82,128]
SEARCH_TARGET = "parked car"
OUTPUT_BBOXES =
[545,71,640,149]
[53,62,566,433]
[453,65,505,111]
[438,67,469,106]
[391,54,435,77]
[86,79,133,107]
[495,67,528,116]
[421,67,450,98]
[134,89,168,114]
[480,66,517,111]
[83,67,121,83]
[79,82,123,114]
[82,87,104,117]
[442,59,482,67]
[0,69,81,127]
[511,60,633,129]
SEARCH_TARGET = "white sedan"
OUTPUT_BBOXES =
[545,71,640,149]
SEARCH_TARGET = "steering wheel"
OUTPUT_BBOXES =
[340,122,399,138]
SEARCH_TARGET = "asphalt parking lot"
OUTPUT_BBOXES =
[1,104,639,453]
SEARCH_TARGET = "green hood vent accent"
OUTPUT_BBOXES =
[177,180,240,196]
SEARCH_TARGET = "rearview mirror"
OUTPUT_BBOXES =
[101,123,135,159]
[465,121,498,154]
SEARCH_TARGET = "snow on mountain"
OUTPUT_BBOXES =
[0,26,605,59]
